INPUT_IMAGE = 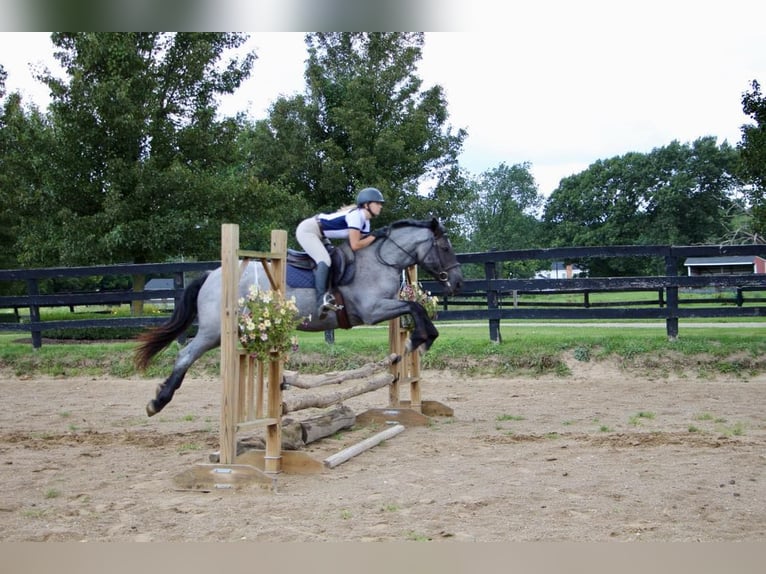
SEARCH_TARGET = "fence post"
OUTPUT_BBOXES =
[173,272,187,345]
[664,255,679,340]
[26,278,42,349]
[485,250,501,343]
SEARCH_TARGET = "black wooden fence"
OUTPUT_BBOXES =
[0,261,219,348]
[419,244,766,342]
[2,244,766,348]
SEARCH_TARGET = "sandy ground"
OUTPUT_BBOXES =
[1,355,764,542]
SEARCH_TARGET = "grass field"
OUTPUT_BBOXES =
[2,317,765,380]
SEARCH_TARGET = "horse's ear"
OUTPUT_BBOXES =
[430,217,444,236]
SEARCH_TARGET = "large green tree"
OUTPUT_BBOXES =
[16,33,258,266]
[465,162,545,278]
[0,74,53,271]
[247,32,467,228]
[543,138,740,276]
[0,65,17,271]
[738,79,766,238]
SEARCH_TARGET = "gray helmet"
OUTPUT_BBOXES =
[356,187,385,206]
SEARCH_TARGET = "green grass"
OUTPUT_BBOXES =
[1,319,766,379]
[496,414,525,422]
[628,411,656,426]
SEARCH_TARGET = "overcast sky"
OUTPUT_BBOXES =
[1,7,764,196]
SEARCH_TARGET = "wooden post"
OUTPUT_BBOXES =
[388,316,402,407]
[404,266,421,413]
[255,359,264,419]
[219,223,240,465]
[264,353,283,474]
[263,229,287,474]
[485,252,502,343]
[665,254,679,341]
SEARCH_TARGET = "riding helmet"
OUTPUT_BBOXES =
[356,187,385,206]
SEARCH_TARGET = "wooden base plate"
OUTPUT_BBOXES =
[173,463,277,492]
[236,449,326,475]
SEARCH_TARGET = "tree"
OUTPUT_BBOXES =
[738,79,766,237]
[465,162,545,278]
[16,33,257,267]
[248,33,466,227]
[643,138,739,246]
[543,138,740,276]
[0,79,53,271]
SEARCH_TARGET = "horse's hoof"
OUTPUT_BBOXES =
[146,400,157,417]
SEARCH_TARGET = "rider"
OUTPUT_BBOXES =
[296,187,385,319]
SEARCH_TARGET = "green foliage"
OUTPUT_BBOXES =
[0,89,53,271]
[12,33,263,266]
[543,138,742,276]
[250,33,466,225]
[2,35,763,275]
[738,79,766,237]
[465,162,546,277]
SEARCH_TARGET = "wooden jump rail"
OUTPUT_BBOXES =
[175,224,452,491]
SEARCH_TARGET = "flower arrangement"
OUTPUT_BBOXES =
[398,282,439,331]
[238,285,302,362]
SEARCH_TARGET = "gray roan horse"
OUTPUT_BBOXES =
[134,218,463,416]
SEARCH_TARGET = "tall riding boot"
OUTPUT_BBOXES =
[313,262,337,319]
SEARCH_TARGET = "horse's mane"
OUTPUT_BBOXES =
[382,217,445,235]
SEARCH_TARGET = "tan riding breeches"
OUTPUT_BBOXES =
[296,216,331,266]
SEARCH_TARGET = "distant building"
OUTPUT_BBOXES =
[534,262,583,279]
[145,278,174,290]
[684,256,766,276]
[145,278,175,306]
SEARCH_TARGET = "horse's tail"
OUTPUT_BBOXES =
[133,273,209,371]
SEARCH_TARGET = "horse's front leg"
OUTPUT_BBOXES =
[364,299,438,354]
[403,301,439,354]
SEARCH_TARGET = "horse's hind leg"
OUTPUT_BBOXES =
[146,335,219,416]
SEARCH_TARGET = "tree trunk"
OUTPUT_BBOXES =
[282,373,395,414]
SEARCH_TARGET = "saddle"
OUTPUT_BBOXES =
[286,244,356,290]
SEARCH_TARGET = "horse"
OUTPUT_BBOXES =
[134,217,463,416]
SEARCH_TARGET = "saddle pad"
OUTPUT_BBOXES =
[286,265,315,289]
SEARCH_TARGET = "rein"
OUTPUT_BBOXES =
[375,228,458,286]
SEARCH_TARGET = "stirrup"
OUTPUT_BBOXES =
[318,293,341,319]
[322,292,337,307]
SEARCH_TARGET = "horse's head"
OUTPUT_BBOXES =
[425,218,463,295]
[384,217,463,295]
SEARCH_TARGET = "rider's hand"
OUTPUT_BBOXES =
[370,228,387,239]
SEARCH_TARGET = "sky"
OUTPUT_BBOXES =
[1,5,765,196]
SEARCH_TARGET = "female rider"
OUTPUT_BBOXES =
[296,187,385,319]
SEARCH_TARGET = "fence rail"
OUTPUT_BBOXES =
[421,243,766,342]
[0,261,219,348]
[2,244,766,347]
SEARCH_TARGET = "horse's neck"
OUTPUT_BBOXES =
[375,228,426,270]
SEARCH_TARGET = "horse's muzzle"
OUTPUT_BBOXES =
[439,271,463,296]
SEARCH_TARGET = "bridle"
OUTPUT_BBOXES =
[375,227,460,288]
